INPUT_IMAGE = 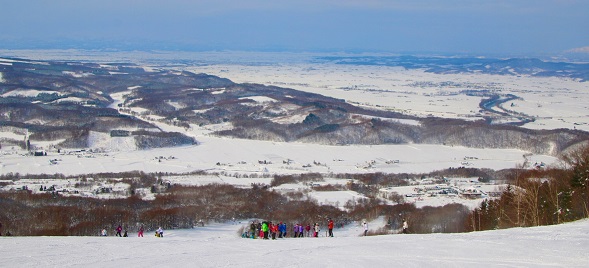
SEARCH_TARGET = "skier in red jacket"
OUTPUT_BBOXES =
[328,218,334,237]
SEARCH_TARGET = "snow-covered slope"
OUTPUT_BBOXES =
[1,219,587,267]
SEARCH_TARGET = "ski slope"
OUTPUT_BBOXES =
[0,219,587,267]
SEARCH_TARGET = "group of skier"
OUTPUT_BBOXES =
[244,218,409,239]
[96,218,408,238]
[100,225,155,237]
[245,218,337,239]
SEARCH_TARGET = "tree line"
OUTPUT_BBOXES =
[467,144,589,231]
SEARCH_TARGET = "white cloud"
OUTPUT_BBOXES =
[566,46,589,54]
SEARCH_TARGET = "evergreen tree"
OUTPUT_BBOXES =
[563,145,589,218]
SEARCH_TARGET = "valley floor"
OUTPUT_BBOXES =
[0,135,557,177]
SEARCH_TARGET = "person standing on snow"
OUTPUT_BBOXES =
[278,222,286,238]
[115,225,123,237]
[313,223,320,237]
[138,226,144,237]
[156,227,164,237]
[256,222,262,238]
[305,223,311,237]
[282,222,288,238]
[363,221,368,236]
[328,218,334,237]
[250,221,257,239]
[293,223,299,238]
[271,222,278,240]
[267,222,273,240]
[261,221,269,239]
[402,219,408,234]
[298,224,304,237]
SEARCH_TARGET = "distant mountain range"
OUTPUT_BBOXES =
[1,56,587,155]
[316,55,589,82]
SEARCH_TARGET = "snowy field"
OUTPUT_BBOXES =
[1,219,588,267]
[0,137,556,176]
[184,62,589,132]
[1,133,548,208]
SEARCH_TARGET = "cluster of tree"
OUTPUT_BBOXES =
[0,183,334,236]
[216,111,588,155]
[311,184,346,192]
[467,145,589,231]
[133,131,197,149]
[270,173,324,187]
[0,179,474,236]
[344,197,471,234]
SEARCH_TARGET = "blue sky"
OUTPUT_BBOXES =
[1,0,587,55]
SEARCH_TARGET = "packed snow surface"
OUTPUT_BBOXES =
[0,219,587,267]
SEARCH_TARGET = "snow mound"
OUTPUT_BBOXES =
[87,131,137,151]
[239,96,277,103]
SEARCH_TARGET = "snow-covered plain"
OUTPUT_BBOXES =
[185,63,589,132]
[0,136,556,176]
[1,219,588,267]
